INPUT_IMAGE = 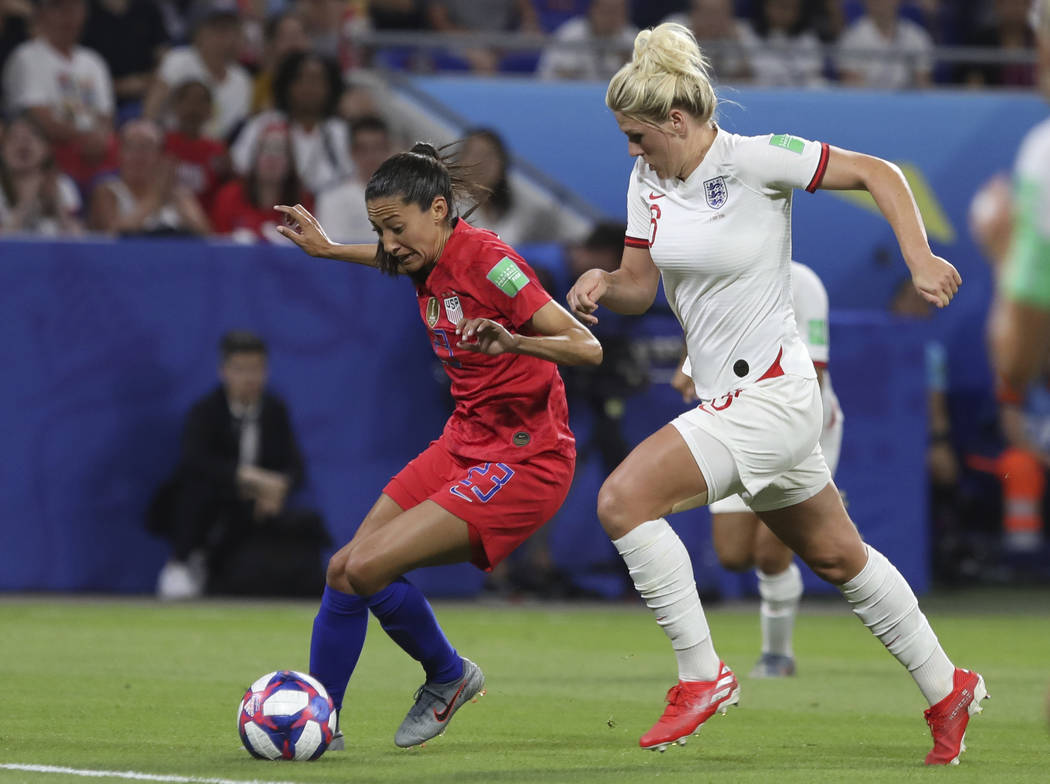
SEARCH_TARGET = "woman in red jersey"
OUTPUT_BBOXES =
[274,142,601,750]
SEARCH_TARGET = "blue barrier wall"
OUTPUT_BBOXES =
[1,240,926,595]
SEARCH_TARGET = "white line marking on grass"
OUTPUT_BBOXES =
[0,764,301,784]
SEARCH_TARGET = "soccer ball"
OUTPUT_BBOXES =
[237,670,337,760]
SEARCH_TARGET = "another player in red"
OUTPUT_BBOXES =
[274,143,601,749]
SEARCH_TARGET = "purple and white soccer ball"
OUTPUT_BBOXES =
[237,670,337,760]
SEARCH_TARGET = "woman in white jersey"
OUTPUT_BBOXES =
[984,0,1050,393]
[567,22,982,765]
[671,261,842,680]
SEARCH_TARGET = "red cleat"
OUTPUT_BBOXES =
[923,668,988,765]
[639,661,740,751]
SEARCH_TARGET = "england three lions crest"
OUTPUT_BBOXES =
[443,295,463,326]
[704,176,728,209]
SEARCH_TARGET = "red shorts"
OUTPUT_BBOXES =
[383,438,575,571]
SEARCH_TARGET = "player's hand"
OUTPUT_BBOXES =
[969,174,1013,267]
[274,203,335,257]
[456,317,518,356]
[671,366,698,403]
[567,268,608,325]
[910,253,961,309]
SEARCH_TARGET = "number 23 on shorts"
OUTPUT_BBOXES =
[449,462,516,503]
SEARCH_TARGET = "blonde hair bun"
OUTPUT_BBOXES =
[607,23,717,124]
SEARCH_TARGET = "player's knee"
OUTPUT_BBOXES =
[716,549,752,572]
[324,551,349,587]
[342,551,385,597]
[597,480,641,539]
[803,550,853,584]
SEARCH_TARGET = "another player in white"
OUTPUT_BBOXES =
[671,261,842,679]
[567,22,983,765]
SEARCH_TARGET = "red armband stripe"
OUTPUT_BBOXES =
[624,236,649,248]
[806,142,830,193]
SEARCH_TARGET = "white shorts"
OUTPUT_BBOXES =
[672,374,831,514]
[709,398,843,515]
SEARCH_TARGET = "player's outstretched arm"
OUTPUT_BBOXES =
[274,203,379,268]
[818,147,961,308]
[567,244,660,324]
[457,301,602,366]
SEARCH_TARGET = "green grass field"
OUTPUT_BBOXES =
[1,591,1048,784]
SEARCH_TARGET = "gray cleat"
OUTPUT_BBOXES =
[394,657,486,748]
[327,711,344,751]
[749,653,796,678]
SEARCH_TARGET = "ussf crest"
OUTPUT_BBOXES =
[704,176,728,209]
[443,295,463,325]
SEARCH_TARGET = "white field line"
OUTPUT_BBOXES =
[0,764,300,784]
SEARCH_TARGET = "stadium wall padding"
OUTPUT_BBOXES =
[1,240,926,595]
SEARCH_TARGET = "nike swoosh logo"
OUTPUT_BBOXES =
[648,192,665,200]
[433,681,467,722]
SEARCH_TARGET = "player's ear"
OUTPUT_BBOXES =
[430,196,449,222]
[668,109,686,135]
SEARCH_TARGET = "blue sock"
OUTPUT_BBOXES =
[310,585,368,712]
[366,577,463,683]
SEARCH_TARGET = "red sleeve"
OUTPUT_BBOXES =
[210,181,240,234]
[476,246,553,330]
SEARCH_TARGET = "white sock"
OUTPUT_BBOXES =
[838,545,956,705]
[613,518,721,682]
[757,563,802,657]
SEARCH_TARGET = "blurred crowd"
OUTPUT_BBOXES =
[0,0,1039,241]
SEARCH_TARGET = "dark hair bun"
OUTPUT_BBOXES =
[410,142,440,159]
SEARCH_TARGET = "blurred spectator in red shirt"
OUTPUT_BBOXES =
[82,0,170,116]
[0,111,83,235]
[213,120,312,244]
[88,118,210,236]
[164,78,230,213]
[1,0,118,190]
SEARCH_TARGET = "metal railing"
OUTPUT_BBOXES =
[346,29,1038,76]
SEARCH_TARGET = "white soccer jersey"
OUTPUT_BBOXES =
[789,261,841,434]
[626,129,829,400]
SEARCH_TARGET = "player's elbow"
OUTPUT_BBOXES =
[580,335,603,366]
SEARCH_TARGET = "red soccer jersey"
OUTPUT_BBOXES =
[418,219,575,462]
[164,131,227,212]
